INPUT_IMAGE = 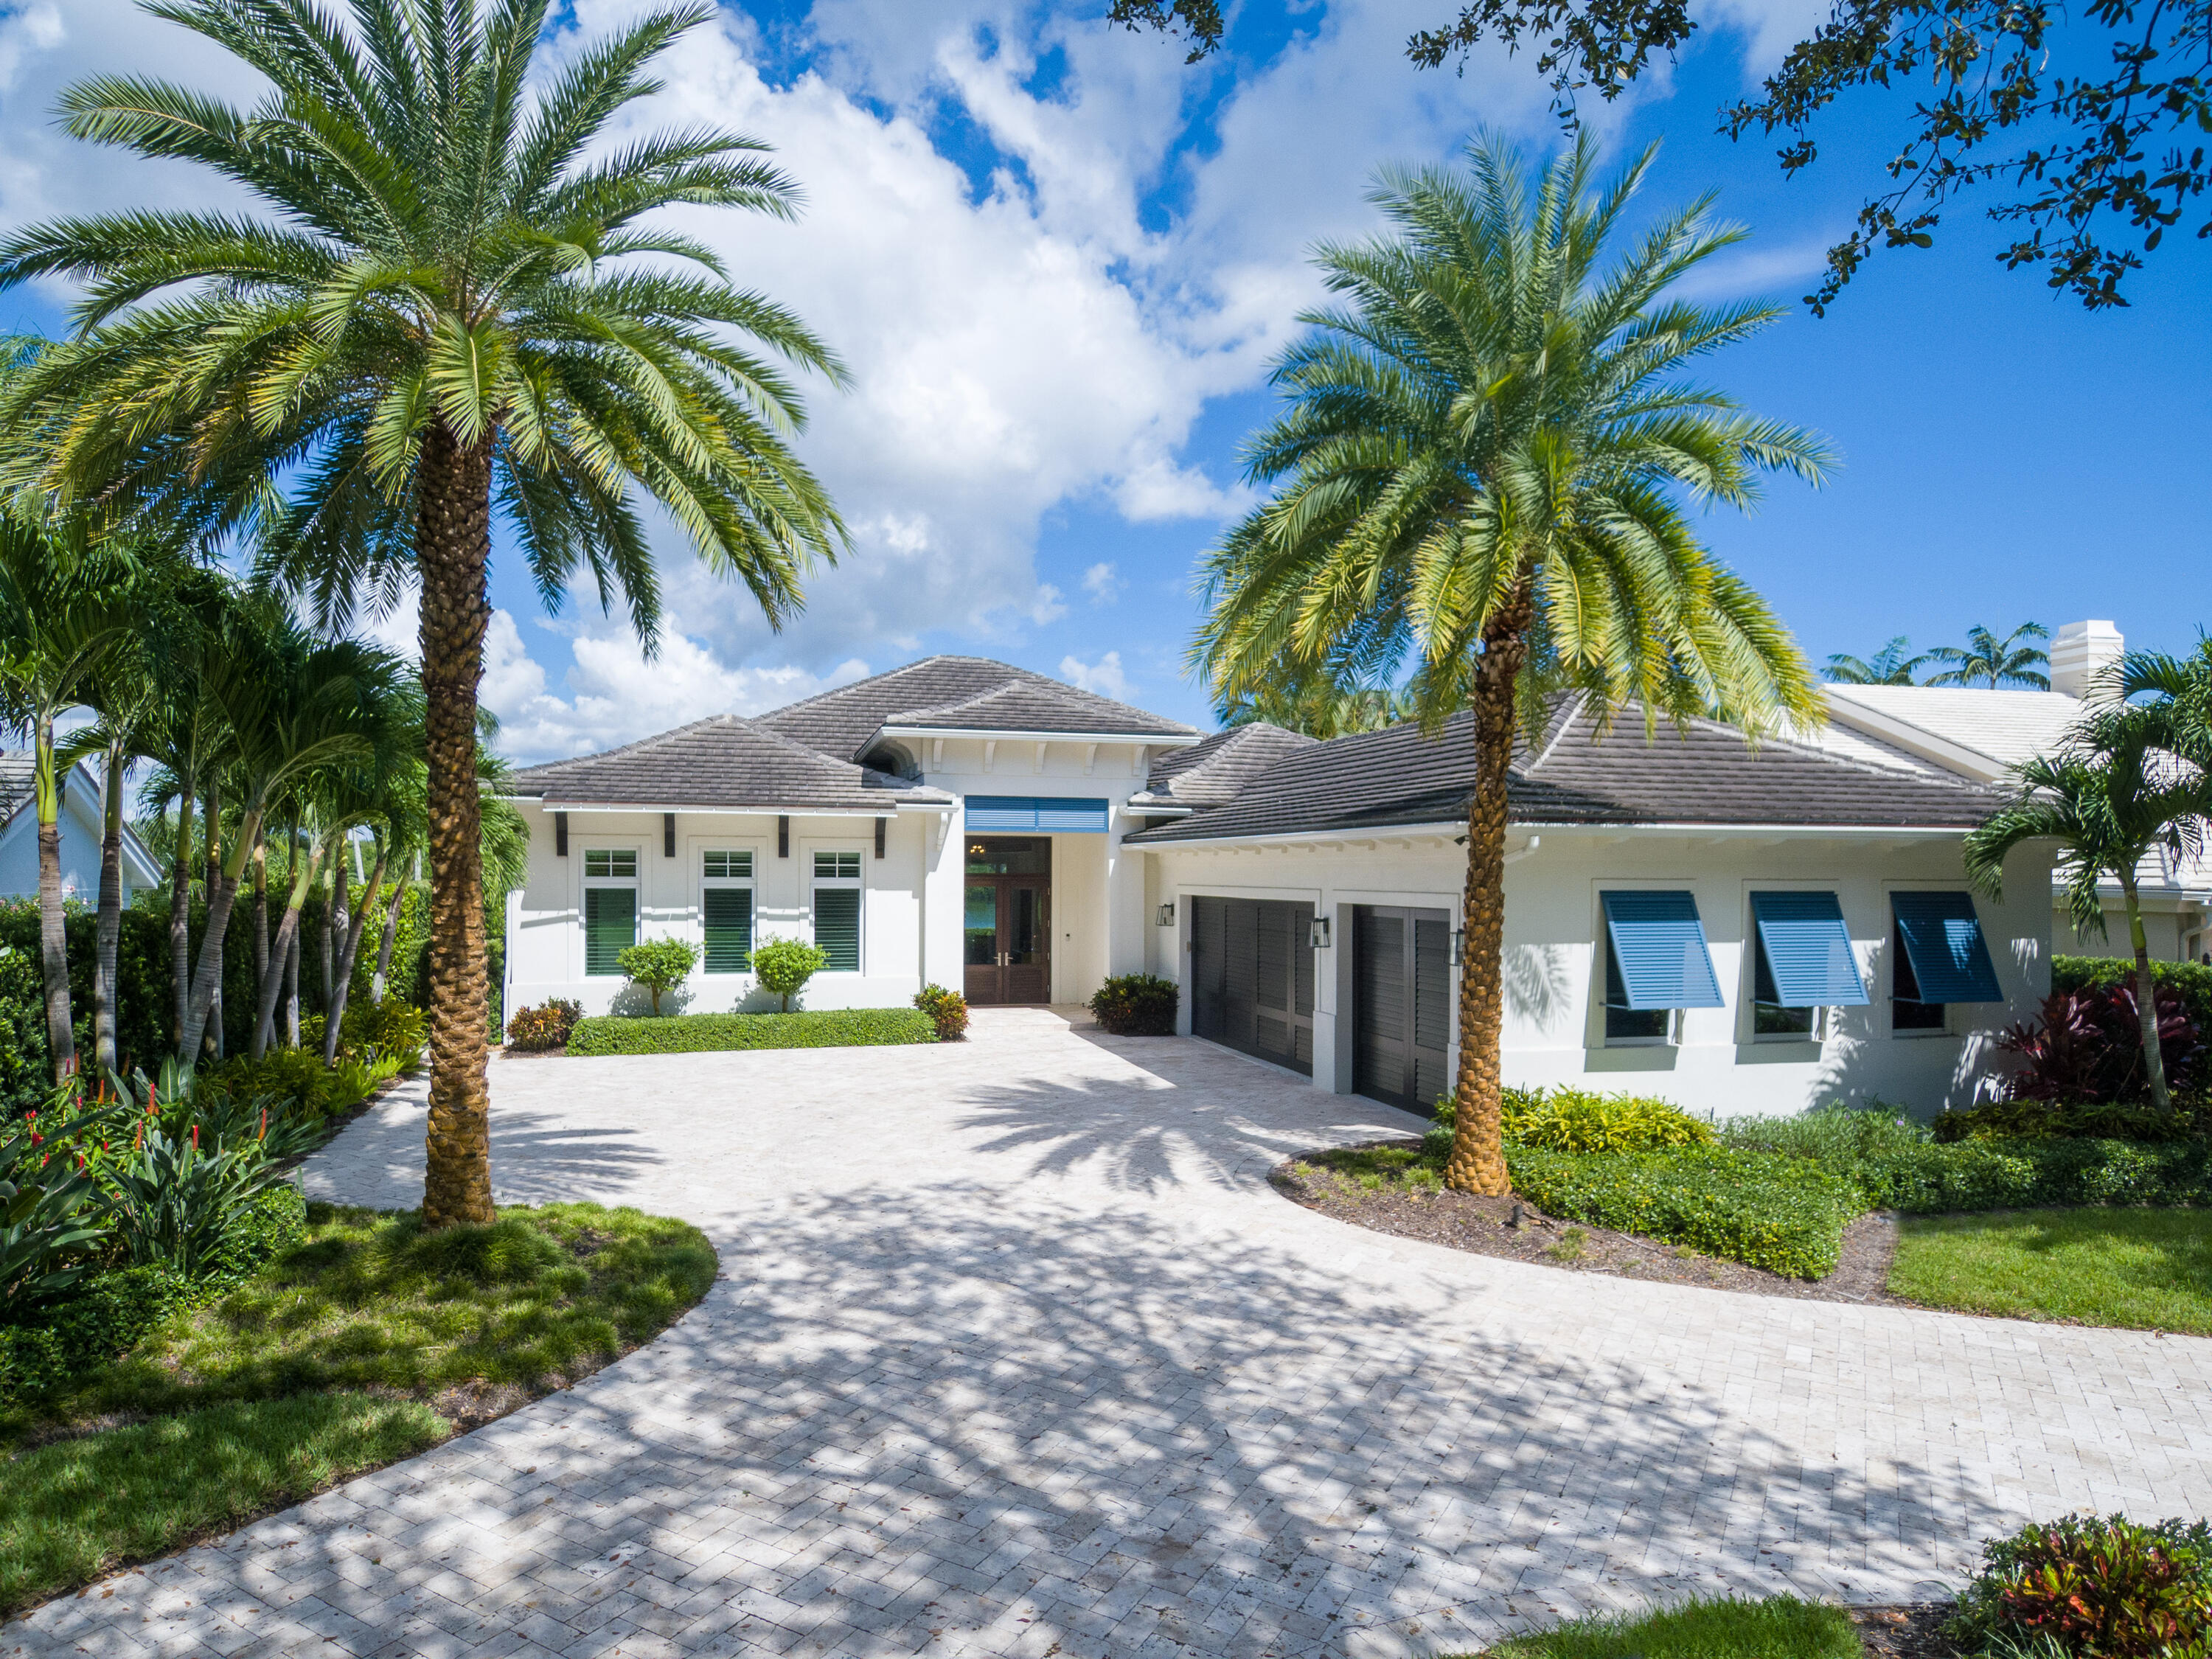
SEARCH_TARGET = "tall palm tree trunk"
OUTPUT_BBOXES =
[168,776,194,1048]
[253,841,323,1060]
[203,779,223,1060]
[372,872,407,1004]
[418,424,496,1230]
[33,721,74,1080]
[324,855,345,1018]
[92,742,126,1075]
[2118,869,2172,1110]
[178,805,257,1063]
[253,839,268,991]
[1444,588,1532,1197]
[283,922,300,1048]
[325,845,389,1065]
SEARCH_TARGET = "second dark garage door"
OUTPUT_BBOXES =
[1190,897,1314,1075]
[1353,904,1453,1110]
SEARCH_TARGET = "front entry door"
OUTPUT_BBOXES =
[964,876,1051,1005]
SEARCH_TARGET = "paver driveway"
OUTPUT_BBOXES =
[13,1009,2212,1659]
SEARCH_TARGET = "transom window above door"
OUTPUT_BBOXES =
[584,849,636,879]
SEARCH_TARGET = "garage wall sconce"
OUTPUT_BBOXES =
[1156,902,1176,927]
[1309,917,1332,950]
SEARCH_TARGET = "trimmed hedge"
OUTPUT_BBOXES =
[2057,953,2212,1036]
[1506,1144,1860,1279]
[566,1008,938,1057]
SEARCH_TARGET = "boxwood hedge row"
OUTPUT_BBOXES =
[565,1008,938,1056]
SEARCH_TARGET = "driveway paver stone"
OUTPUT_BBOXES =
[9,1008,2211,1658]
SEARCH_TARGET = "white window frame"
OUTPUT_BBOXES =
[809,845,865,973]
[580,846,641,978]
[699,846,758,975]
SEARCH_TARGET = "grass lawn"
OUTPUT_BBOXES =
[1466,1595,1862,1658]
[1890,1206,2212,1333]
[1,1200,716,1615]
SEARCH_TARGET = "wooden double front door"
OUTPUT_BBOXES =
[964,875,1051,1005]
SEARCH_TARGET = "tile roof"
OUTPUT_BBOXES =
[0,752,32,832]
[1131,723,1318,810]
[758,655,1194,761]
[508,716,951,813]
[1823,684,2084,776]
[1124,697,2003,844]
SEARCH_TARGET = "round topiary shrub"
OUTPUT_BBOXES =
[752,936,828,1013]
[914,984,968,1041]
[1089,973,1178,1036]
[617,938,700,1018]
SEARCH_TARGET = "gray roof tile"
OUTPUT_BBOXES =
[508,716,950,812]
[1132,723,1318,809]
[759,655,1194,760]
[1124,697,2001,844]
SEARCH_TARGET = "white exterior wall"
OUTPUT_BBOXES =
[2054,899,2202,964]
[506,804,938,1018]
[1142,827,2056,1118]
[0,765,156,906]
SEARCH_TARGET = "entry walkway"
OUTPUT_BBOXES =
[10,1008,2212,1658]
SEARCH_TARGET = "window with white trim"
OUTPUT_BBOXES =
[702,849,754,973]
[812,850,861,972]
[582,849,638,976]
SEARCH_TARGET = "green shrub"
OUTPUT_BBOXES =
[914,983,969,1041]
[31,1265,196,1382]
[1506,1144,1860,1279]
[2057,955,2212,1048]
[1933,1097,2196,1144]
[304,1000,428,1071]
[566,1008,936,1057]
[0,1325,65,1405]
[1500,1085,1717,1153]
[505,998,582,1051]
[199,1048,331,1118]
[616,938,700,1017]
[751,936,827,1013]
[1089,973,1178,1035]
[1948,1513,2212,1658]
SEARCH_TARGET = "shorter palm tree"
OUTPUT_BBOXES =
[1966,699,2211,1109]
[1825,636,1928,685]
[1925,623,2050,689]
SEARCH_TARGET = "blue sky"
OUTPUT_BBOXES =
[0,0,2205,758]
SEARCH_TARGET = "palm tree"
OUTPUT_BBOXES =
[0,523,137,1079]
[1966,699,2211,1110]
[1825,636,1930,685]
[1924,623,2050,689]
[0,0,846,1227]
[1216,668,1411,739]
[1194,134,1827,1195]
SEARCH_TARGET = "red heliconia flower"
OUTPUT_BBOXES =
[190,1123,200,1150]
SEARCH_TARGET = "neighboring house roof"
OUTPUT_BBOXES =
[1124,698,2002,846]
[508,715,953,813]
[1823,684,2085,780]
[0,753,164,887]
[1130,723,1319,811]
[758,655,1196,761]
[0,752,32,833]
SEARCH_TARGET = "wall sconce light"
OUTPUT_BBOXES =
[1309,917,1332,949]
[1157,902,1176,927]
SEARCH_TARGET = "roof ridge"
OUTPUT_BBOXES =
[758,655,1027,722]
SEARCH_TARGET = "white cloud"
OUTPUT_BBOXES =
[1082,561,1121,604]
[1059,650,1129,700]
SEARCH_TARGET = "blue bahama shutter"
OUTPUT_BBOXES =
[965,796,1109,832]
[1891,891,2003,1003]
[1601,891,1724,1009]
[1750,891,1868,1006]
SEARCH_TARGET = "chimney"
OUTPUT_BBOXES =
[2049,620,2123,700]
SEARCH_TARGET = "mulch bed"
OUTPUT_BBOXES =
[1273,1141,1910,1307]
[1848,1602,1959,1657]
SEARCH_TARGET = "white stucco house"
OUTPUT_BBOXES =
[0,754,162,905]
[1823,620,2211,963]
[504,655,2056,1116]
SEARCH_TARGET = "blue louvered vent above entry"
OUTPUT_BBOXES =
[965,796,1110,833]
[1601,891,1724,1009]
[1751,891,1869,1007]
[1892,891,2004,1003]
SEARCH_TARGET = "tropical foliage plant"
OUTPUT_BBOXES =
[1192,134,1826,1194]
[0,0,847,1229]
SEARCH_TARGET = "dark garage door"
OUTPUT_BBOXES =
[1190,897,1315,1075]
[1353,905,1452,1110]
